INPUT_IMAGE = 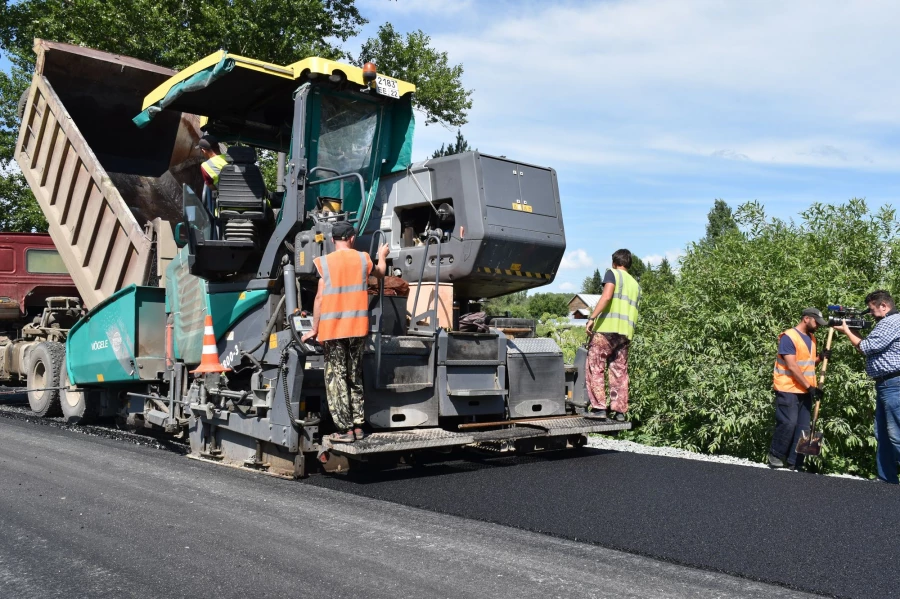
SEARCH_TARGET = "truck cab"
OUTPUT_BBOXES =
[0,233,77,328]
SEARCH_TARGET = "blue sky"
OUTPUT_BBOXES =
[348,0,900,292]
[6,1,899,294]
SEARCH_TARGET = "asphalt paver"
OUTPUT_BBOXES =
[310,447,900,598]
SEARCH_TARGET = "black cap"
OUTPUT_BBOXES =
[331,221,356,240]
[196,134,219,151]
[802,307,827,326]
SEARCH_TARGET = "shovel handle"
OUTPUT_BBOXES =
[818,327,835,386]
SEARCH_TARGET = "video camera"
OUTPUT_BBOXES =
[827,305,872,330]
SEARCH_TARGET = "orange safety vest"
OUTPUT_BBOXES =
[313,249,373,342]
[773,328,817,393]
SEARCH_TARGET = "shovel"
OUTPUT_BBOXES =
[796,327,833,456]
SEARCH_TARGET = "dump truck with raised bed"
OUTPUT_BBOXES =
[0,232,84,414]
[14,40,627,476]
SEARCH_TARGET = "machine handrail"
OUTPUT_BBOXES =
[307,171,366,225]
[409,231,443,336]
[308,166,340,178]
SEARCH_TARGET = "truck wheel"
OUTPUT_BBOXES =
[60,369,98,425]
[27,342,65,417]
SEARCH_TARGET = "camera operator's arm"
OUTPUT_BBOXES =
[833,320,863,351]
[782,353,816,391]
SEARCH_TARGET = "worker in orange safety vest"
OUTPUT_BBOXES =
[302,220,389,443]
[769,307,829,470]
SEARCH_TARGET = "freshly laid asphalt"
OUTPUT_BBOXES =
[1,398,895,598]
[0,413,816,599]
[311,447,900,599]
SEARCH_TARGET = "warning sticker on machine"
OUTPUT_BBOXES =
[512,203,533,213]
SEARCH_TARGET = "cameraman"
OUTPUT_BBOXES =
[833,290,900,484]
[769,308,828,470]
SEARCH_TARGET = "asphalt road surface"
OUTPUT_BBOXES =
[313,449,900,599]
[0,413,822,599]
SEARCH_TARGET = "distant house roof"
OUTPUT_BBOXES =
[568,294,602,308]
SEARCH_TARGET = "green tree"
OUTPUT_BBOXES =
[432,130,473,158]
[702,199,739,245]
[0,172,46,231]
[0,0,364,71]
[354,23,473,127]
[639,258,677,295]
[624,198,896,478]
[655,257,677,287]
[582,268,604,294]
[483,290,529,319]
[628,258,647,282]
[526,292,569,319]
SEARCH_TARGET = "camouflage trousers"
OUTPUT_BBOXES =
[586,332,630,413]
[323,337,366,432]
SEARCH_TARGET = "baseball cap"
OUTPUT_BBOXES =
[802,307,827,326]
[196,134,219,150]
[331,221,356,240]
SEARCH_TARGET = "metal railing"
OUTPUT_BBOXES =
[408,231,443,336]
[307,168,366,224]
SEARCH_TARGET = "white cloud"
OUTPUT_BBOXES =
[420,0,900,171]
[559,249,595,270]
[357,0,473,17]
[558,281,577,292]
[647,135,898,170]
[710,149,750,161]
[643,250,685,268]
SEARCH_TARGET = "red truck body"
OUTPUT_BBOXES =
[0,233,78,326]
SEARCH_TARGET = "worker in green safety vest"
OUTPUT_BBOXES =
[584,249,642,422]
[197,134,229,218]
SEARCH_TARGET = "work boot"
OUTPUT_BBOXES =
[330,430,356,443]
[609,411,626,422]
[767,453,785,469]
[586,409,607,420]
[353,427,367,441]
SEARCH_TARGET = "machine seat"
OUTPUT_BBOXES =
[217,146,267,216]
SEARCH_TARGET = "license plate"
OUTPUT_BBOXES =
[376,75,400,99]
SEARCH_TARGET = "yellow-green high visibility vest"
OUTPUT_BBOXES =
[201,154,229,187]
[593,268,641,340]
